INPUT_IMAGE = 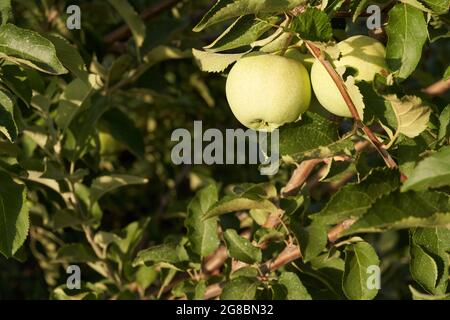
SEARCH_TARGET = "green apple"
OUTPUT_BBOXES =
[226,52,311,131]
[311,35,388,118]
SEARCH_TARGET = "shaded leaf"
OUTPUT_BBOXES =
[279,112,340,160]
[99,108,145,158]
[292,221,327,262]
[90,174,148,203]
[438,104,450,142]
[311,169,400,225]
[0,64,32,106]
[56,244,98,263]
[45,34,90,84]
[108,0,146,47]
[185,184,220,257]
[410,227,450,294]
[409,285,450,300]
[0,171,29,258]
[344,191,450,235]
[0,88,17,142]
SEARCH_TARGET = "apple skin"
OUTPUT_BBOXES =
[311,35,388,118]
[226,52,311,131]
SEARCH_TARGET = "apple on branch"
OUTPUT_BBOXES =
[226,52,312,131]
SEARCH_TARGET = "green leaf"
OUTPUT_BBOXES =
[90,174,148,204]
[204,187,277,219]
[410,238,439,293]
[185,184,220,257]
[398,0,434,13]
[444,66,450,80]
[438,105,450,142]
[135,265,157,291]
[112,218,150,256]
[193,0,307,32]
[349,0,371,22]
[224,229,262,264]
[44,34,90,84]
[133,242,189,266]
[396,135,429,177]
[0,0,11,25]
[205,15,277,52]
[420,0,450,14]
[292,221,328,262]
[342,241,380,300]
[99,108,145,158]
[56,243,98,263]
[0,88,17,142]
[278,272,312,300]
[291,7,333,42]
[55,78,92,131]
[409,285,450,300]
[0,64,32,106]
[220,276,259,300]
[344,191,450,235]
[192,49,249,73]
[0,171,29,258]
[69,95,111,156]
[108,0,146,48]
[386,4,427,80]
[279,112,340,160]
[311,169,400,225]
[402,146,450,192]
[410,227,450,294]
[385,95,431,138]
[0,24,67,75]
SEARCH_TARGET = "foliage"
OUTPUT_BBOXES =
[0,0,449,301]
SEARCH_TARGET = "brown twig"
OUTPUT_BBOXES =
[327,219,356,242]
[103,0,182,44]
[282,159,324,197]
[259,243,301,274]
[204,246,228,274]
[304,41,400,173]
[423,79,450,97]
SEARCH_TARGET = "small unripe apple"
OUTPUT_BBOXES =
[311,35,388,118]
[226,52,311,131]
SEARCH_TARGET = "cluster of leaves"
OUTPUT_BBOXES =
[1,0,450,300]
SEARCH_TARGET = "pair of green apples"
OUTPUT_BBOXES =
[226,35,388,131]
